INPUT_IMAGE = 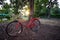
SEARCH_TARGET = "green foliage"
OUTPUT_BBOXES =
[3,3,11,9]
[10,0,29,14]
[34,0,60,18]
[0,2,12,20]
[34,0,48,17]
[0,9,6,13]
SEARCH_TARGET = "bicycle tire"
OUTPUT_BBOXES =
[6,20,23,37]
[31,19,41,33]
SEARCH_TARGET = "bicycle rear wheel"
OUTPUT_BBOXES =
[31,19,40,33]
[6,20,23,37]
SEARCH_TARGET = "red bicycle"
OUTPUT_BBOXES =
[5,17,40,37]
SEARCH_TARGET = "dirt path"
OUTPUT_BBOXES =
[7,24,60,40]
[39,18,60,26]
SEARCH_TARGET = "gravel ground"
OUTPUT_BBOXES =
[0,18,60,40]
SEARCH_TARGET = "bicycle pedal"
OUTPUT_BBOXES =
[18,30,21,33]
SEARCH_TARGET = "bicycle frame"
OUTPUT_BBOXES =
[26,18,39,28]
[16,18,39,29]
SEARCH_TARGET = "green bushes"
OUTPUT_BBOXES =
[34,0,60,18]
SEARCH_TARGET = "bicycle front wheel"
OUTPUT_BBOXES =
[31,19,41,33]
[6,21,23,37]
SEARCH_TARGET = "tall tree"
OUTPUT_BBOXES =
[47,0,58,18]
[47,0,52,18]
[29,0,34,18]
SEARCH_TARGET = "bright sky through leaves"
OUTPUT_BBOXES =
[58,0,60,8]
[0,0,60,8]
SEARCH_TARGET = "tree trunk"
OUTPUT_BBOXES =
[47,0,52,18]
[29,0,34,19]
